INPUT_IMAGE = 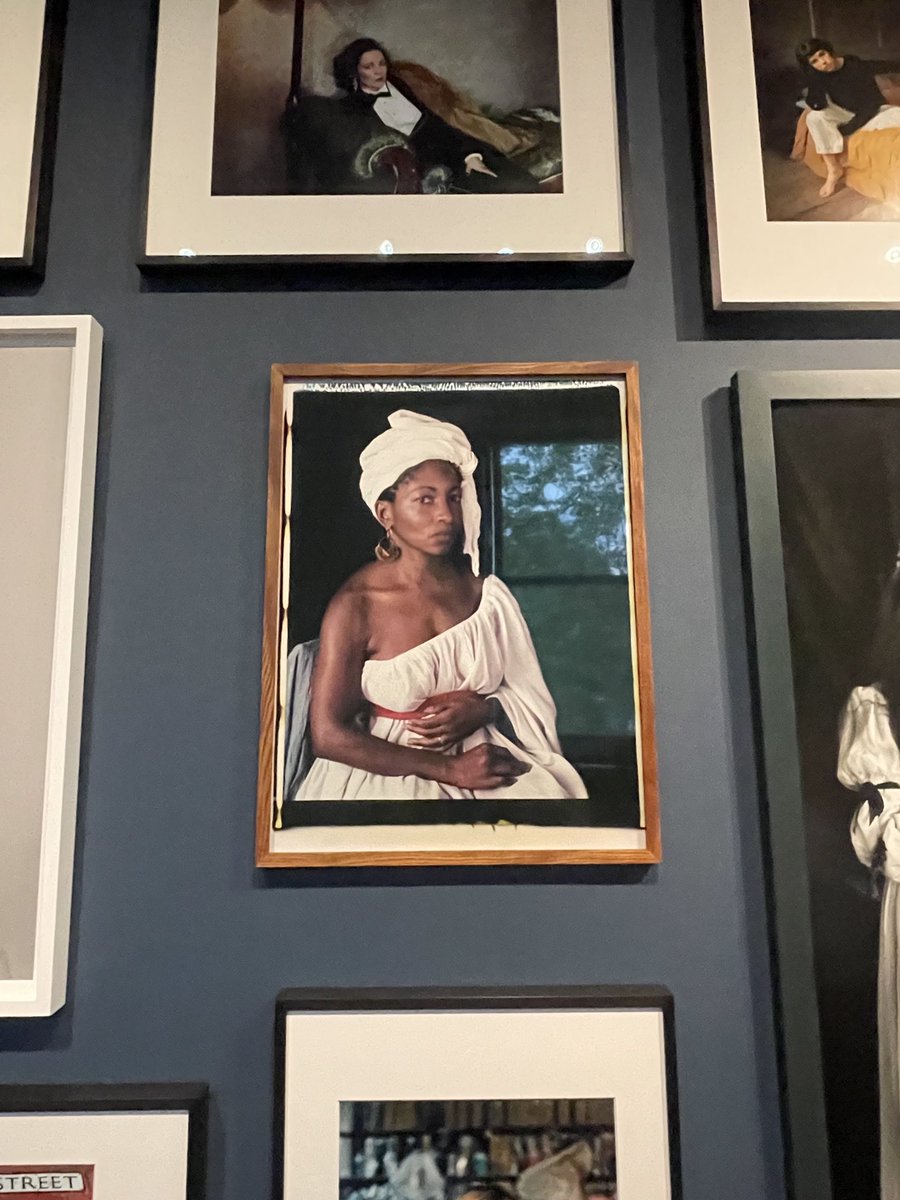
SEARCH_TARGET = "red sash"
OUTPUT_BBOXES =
[371,701,431,721]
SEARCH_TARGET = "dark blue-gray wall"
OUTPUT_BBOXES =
[3,0,899,1196]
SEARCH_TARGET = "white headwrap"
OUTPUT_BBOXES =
[358,409,481,575]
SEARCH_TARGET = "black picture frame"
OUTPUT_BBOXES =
[0,1082,209,1199]
[689,0,900,314]
[733,369,900,1200]
[139,0,633,286]
[273,985,681,1200]
[0,0,67,278]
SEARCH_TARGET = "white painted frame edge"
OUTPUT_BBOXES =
[0,315,102,1017]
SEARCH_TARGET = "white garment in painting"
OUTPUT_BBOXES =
[838,684,900,1200]
[296,575,587,800]
[370,85,422,137]
[806,101,900,155]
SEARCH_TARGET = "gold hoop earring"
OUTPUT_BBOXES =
[375,528,400,562]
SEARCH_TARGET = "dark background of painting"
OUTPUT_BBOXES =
[213,0,561,195]
[748,0,900,151]
[7,0,900,1197]
[773,400,900,1200]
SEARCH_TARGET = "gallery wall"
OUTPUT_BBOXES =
[3,0,900,1197]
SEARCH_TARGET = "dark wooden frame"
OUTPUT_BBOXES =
[0,0,67,277]
[733,369,900,1200]
[139,0,632,282]
[273,985,681,1200]
[254,361,660,868]
[688,0,900,313]
[0,1083,209,1199]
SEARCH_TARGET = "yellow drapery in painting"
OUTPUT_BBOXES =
[391,61,540,157]
[790,75,900,209]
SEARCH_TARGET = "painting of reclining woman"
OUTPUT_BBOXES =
[213,0,564,196]
[256,365,659,867]
[749,0,900,219]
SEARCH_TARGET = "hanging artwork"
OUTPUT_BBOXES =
[274,987,680,1200]
[0,317,102,1017]
[143,0,630,272]
[694,0,900,308]
[255,361,659,868]
[0,0,66,274]
[0,1085,208,1200]
[735,369,900,1200]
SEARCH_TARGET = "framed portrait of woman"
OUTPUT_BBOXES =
[255,361,659,868]
[735,370,900,1200]
[0,0,66,275]
[693,0,900,308]
[142,0,629,274]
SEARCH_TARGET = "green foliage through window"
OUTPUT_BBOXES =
[500,442,627,577]
[498,442,635,737]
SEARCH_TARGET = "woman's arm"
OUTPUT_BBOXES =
[309,590,449,781]
[309,590,524,789]
[803,68,828,111]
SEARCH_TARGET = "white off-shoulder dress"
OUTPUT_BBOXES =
[296,574,587,801]
[838,684,900,1200]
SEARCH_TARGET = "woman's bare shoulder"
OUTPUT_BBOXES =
[322,562,401,625]
[321,568,375,635]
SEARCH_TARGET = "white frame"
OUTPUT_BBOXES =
[143,0,629,267]
[0,0,63,271]
[0,316,102,1017]
[0,1083,208,1200]
[695,0,900,309]
[275,987,680,1200]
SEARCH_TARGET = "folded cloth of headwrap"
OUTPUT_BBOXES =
[358,409,481,575]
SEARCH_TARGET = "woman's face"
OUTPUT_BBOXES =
[377,460,463,559]
[357,50,388,92]
[809,48,839,72]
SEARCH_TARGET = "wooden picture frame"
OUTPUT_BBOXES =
[0,316,102,1017]
[142,0,631,279]
[255,361,659,868]
[0,1083,208,1200]
[274,986,681,1200]
[0,0,67,276]
[734,369,900,1199]
[692,0,900,310]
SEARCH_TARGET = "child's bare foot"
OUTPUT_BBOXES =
[820,170,843,198]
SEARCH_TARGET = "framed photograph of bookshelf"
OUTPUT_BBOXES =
[255,361,659,868]
[0,1084,208,1200]
[274,987,680,1200]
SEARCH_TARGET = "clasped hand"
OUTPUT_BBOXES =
[407,692,530,790]
[407,690,491,750]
